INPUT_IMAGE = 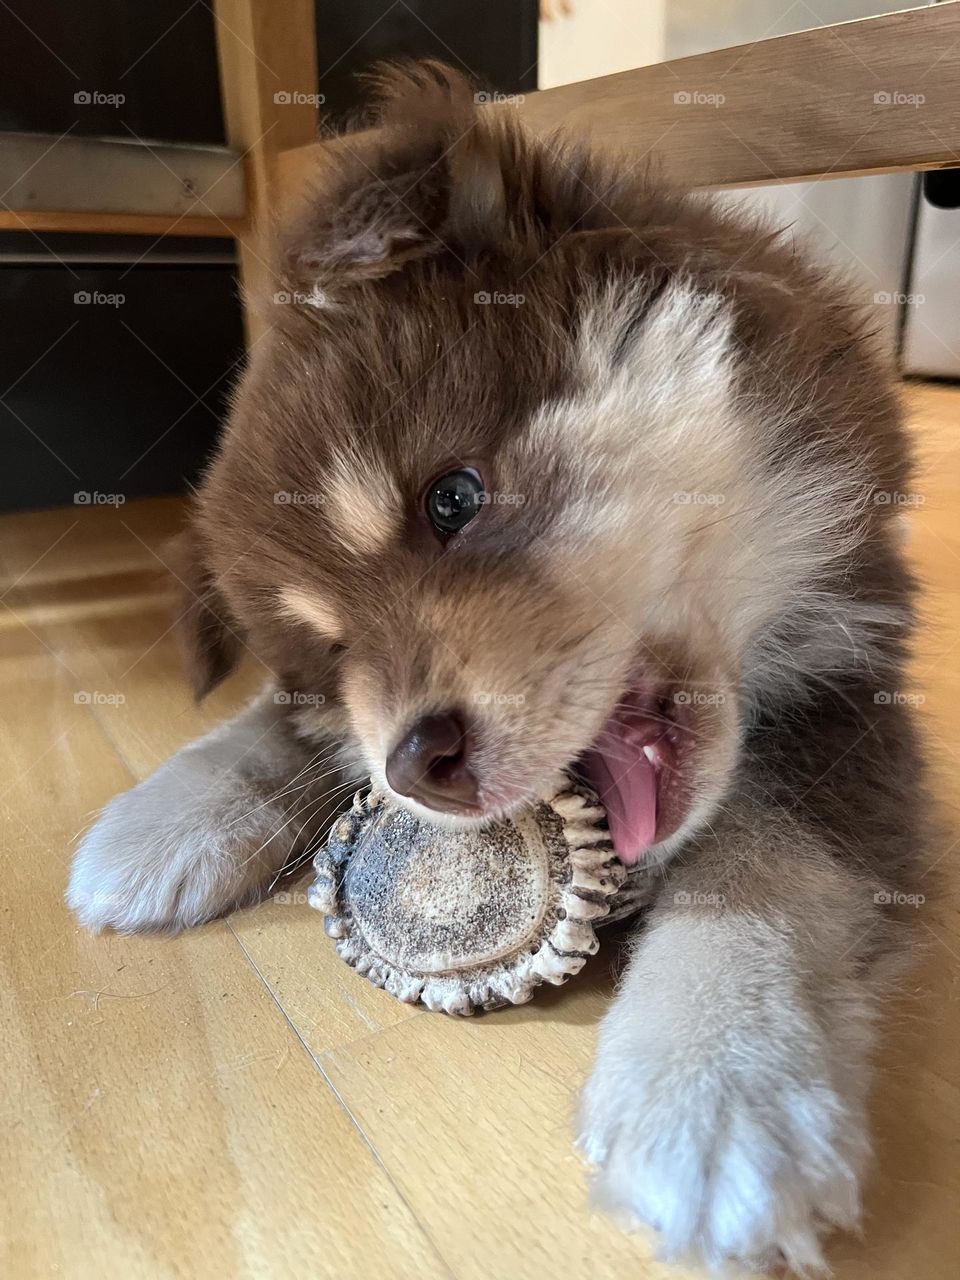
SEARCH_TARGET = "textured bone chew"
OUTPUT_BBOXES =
[308,782,654,1015]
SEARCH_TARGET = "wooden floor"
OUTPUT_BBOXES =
[2,384,958,1279]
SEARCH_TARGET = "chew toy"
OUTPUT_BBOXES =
[308,782,653,1015]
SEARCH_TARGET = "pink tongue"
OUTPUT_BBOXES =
[583,726,657,866]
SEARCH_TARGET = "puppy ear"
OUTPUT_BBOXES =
[166,528,242,700]
[277,61,509,295]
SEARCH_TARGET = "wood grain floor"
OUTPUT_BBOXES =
[2,384,958,1279]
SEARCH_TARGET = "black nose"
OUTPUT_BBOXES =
[385,711,479,814]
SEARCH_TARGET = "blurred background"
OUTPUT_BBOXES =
[1,0,956,513]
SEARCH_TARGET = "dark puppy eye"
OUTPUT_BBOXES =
[425,468,485,536]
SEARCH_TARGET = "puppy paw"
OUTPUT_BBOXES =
[66,745,307,934]
[579,930,871,1273]
[581,1058,864,1273]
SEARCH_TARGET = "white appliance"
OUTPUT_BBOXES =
[663,0,958,375]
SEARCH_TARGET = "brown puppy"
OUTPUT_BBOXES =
[69,65,928,1272]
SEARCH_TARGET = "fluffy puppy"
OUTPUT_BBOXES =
[69,64,928,1273]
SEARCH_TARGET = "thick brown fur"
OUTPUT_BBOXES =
[188,63,923,888]
[71,63,930,1273]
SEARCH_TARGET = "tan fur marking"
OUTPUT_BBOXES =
[323,459,400,556]
[277,586,344,641]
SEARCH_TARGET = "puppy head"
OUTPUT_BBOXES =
[182,64,909,864]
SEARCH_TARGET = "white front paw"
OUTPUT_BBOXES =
[67,761,295,934]
[580,972,869,1272]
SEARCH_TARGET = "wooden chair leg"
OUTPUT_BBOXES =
[213,0,319,343]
